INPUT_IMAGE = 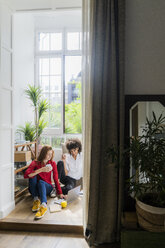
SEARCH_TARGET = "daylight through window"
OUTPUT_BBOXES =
[35,29,82,147]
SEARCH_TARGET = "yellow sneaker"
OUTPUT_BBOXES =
[35,205,47,219]
[32,199,40,212]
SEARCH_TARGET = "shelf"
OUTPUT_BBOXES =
[14,141,37,149]
[15,164,29,174]
[14,142,37,199]
[15,186,28,198]
[14,141,37,160]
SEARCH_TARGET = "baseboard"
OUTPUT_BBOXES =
[0,201,15,219]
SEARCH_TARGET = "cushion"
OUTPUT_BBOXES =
[61,143,69,154]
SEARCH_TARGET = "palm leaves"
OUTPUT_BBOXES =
[25,85,42,107]
[38,119,48,137]
[17,84,49,141]
[39,99,49,119]
[16,122,36,142]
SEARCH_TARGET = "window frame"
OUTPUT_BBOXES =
[35,28,82,136]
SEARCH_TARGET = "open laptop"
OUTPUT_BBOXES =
[54,185,81,205]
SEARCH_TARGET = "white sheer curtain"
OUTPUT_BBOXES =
[82,0,92,235]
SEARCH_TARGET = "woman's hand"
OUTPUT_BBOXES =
[40,166,52,173]
[59,194,67,199]
[62,154,66,161]
[28,165,52,178]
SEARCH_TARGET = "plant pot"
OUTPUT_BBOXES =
[136,199,165,232]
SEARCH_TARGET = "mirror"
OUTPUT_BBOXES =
[124,96,165,210]
[130,101,165,137]
[129,101,165,181]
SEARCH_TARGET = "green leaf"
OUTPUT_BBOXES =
[16,122,36,141]
[25,84,42,107]
[38,99,49,119]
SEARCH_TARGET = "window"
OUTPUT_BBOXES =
[39,32,62,51]
[65,56,82,133]
[39,57,62,129]
[67,32,81,50]
[35,29,82,146]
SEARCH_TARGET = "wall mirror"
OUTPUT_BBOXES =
[124,95,165,210]
[130,101,165,138]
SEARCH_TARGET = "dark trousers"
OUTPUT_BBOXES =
[57,160,76,195]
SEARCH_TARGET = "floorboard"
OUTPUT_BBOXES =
[0,193,83,235]
[0,231,88,248]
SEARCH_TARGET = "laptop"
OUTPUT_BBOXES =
[54,185,81,205]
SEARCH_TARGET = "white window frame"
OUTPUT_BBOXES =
[35,28,82,136]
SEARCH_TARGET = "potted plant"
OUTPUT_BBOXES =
[106,112,165,232]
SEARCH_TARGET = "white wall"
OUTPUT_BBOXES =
[0,2,15,219]
[34,10,81,30]
[13,13,35,134]
[125,0,165,94]
[6,0,81,11]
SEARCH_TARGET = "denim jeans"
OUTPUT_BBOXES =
[29,176,53,203]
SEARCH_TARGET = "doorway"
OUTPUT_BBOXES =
[1,5,83,232]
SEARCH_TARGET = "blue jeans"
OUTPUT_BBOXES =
[29,176,53,203]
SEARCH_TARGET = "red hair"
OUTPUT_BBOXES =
[37,145,54,162]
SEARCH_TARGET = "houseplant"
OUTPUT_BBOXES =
[106,112,165,232]
[16,122,35,142]
[17,85,49,142]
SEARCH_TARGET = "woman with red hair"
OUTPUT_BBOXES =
[24,145,65,219]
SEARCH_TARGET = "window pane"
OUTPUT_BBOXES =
[40,76,49,92]
[66,135,82,142]
[51,137,64,148]
[50,58,61,75]
[39,58,49,76]
[39,33,49,51]
[41,93,49,127]
[43,93,49,99]
[39,57,62,130]
[67,32,80,50]
[50,76,61,92]
[50,93,61,128]
[41,136,51,146]
[65,56,82,134]
[50,33,62,50]
[80,32,82,50]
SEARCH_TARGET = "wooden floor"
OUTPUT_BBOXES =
[0,193,83,234]
[0,231,89,248]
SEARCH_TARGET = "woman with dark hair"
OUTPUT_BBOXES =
[57,138,83,195]
[24,145,65,219]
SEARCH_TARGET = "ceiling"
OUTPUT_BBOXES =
[6,0,82,12]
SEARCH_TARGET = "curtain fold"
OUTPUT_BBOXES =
[82,0,93,237]
[82,0,125,246]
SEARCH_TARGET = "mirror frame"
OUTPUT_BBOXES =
[124,95,165,210]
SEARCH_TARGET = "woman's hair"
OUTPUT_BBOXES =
[65,138,82,154]
[37,145,54,162]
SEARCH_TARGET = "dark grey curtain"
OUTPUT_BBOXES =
[85,0,125,245]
